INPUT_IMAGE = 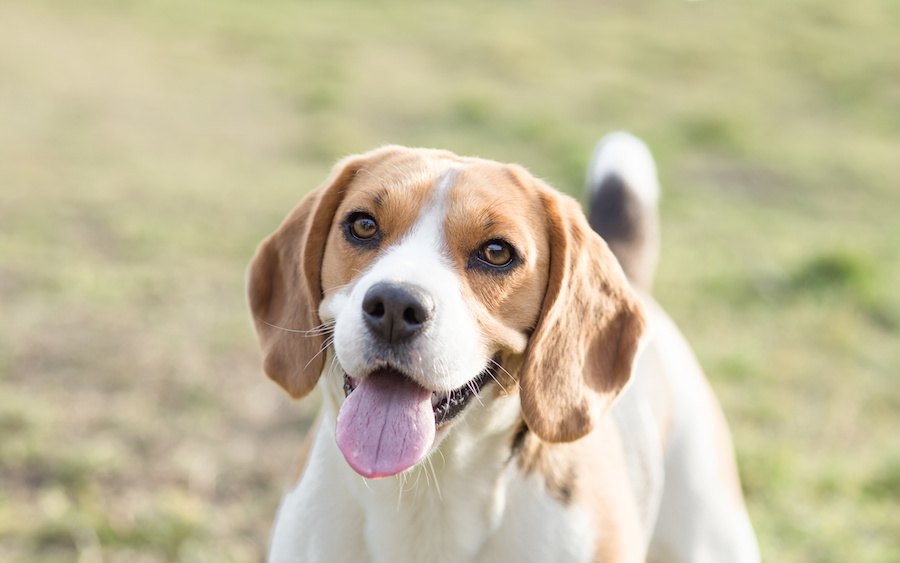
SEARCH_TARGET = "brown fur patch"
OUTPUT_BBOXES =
[515,176,647,444]
[508,417,645,561]
[290,413,322,486]
[508,421,577,505]
[443,164,551,356]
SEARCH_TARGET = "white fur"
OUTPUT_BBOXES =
[587,131,660,205]
[637,301,761,563]
[322,167,488,393]
[269,354,597,563]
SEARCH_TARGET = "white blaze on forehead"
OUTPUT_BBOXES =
[412,166,458,248]
[364,165,458,281]
[326,163,489,392]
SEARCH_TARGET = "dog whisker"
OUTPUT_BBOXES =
[261,319,336,336]
[327,354,340,379]
[412,463,423,500]
[468,380,485,407]
[322,281,355,296]
[302,335,335,371]
[427,456,443,502]
[488,358,514,392]
[396,471,407,510]
[421,462,431,496]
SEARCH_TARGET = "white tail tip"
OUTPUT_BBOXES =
[587,132,660,205]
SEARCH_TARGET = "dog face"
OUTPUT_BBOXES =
[248,146,645,479]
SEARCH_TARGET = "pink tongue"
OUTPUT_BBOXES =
[335,370,436,479]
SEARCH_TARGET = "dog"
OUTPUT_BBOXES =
[247,133,760,562]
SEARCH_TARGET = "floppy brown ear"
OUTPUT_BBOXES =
[519,186,647,443]
[246,155,365,398]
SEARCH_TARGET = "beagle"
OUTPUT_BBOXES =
[247,134,760,563]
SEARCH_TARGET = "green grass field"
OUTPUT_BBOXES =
[1,1,898,561]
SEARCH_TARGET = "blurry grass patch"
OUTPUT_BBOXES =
[15,491,209,561]
[450,93,495,126]
[0,403,37,435]
[0,397,124,496]
[788,250,874,297]
[511,114,562,144]
[298,59,351,115]
[785,249,900,330]
[4,444,117,493]
[300,78,344,114]
[95,496,207,558]
[811,458,868,500]
[678,112,747,153]
[864,456,900,502]
[30,518,82,555]
[295,116,361,162]
[545,137,593,194]
[698,268,781,309]
[865,302,900,333]
[714,352,758,383]
[737,443,798,501]
[707,249,895,333]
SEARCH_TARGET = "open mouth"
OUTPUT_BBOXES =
[343,362,497,428]
[335,359,501,479]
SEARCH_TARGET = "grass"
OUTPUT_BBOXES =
[1,0,898,561]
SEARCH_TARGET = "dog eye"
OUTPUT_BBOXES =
[348,213,379,241]
[477,240,514,268]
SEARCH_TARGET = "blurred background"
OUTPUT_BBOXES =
[1,1,898,561]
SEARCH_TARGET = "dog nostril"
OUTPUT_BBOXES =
[363,297,385,318]
[403,306,423,325]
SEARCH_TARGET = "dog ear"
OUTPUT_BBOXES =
[518,184,646,443]
[246,153,368,398]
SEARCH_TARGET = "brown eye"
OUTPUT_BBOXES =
[349,213,378,240]
[478,240,514,267]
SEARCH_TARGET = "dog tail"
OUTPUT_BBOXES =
[585,132,661,293]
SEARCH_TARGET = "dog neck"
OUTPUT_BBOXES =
[315,361,529,561]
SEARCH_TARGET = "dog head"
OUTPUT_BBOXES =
[248,146,645,478]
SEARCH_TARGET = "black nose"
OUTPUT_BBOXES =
[362,282,434,344]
